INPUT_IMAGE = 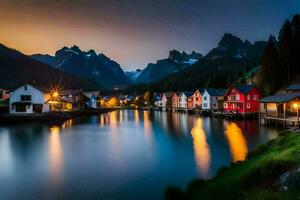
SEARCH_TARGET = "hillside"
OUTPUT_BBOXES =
[0,44,97,90]
[127,34,269,93]
[165,132,300,200]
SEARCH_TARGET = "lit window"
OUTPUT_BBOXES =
[247,95,250,100]
[224,103,228,108]
[247,103,251,108]
[253,95,258,100]
[236,95,240,100]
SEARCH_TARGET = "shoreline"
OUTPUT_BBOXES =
[165,131,300,200]
[0,108,117,125]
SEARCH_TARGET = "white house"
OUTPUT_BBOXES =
[179,91,193,108]
[9,84,51,114]
[82,91,100,109]
[159,92,173,108]
[201,88,226,110]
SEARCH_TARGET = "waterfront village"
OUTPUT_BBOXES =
[1,82,300,126]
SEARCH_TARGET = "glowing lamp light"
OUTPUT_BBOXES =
[293,103,298,109]
[53,92,59,98]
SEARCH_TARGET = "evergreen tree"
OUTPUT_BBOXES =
[291,14,300,75]
[279,20,293,81]
[259,37,281,95]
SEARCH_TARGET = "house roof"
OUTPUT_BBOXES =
[9,83,49,93]
[287,84,300,91]
[205,88,226,96]
[181,91,194,97]
[236,85,256,94]
[61,90,82,96]
[163,92,174,98]
[260,93,300,103]
[81,91,100,99]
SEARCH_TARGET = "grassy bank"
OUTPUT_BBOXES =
[165,132,300,200]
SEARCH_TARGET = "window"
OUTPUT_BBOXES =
[213,103,217,107]
[21,95,31,101]
[247,95,250,100]
[224,103,228,108]
[196,97,199,101]
[204,96,207,101]
[247,103,251,108]
[236,95,240,101]
[204,103,207,107]
[253,95,258,100]
[24,85,27,91]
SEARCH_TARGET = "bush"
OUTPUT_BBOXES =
[164,186,185,200]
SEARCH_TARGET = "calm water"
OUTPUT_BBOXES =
[0,110,279,200]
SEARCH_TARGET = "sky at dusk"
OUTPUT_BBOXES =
[0,0,299,70]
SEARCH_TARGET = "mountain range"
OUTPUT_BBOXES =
[127,33,271,93]
[0,32,270,91]
[134,50,203,83]
[0,44,96,90]
[32,46,129,88]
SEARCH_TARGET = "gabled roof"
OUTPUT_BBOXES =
[260,93,300,103]
[9,83,49,93]
[81,91,100,99]
[163,92,174,98]
[225,84,260,96]
[236,85,256,94]
[61,90,82,96]
[287,84,300,91]
[180,91,194,97]
[205,88,226,96]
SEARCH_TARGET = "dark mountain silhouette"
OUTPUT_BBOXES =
[0,44,96,90]
[135,50,203,83]
[32,46,130,88]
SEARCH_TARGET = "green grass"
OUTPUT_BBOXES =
[164,132,300,200]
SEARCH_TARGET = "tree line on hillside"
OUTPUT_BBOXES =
[125,57,260,94]
[258,14,300,95]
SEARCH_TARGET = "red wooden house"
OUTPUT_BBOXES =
[223,85,262,114]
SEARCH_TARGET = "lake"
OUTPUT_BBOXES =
[0,110,279,200]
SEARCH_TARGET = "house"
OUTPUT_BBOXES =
[259,84,300,125]
[259,92,300,119]
[9,84,51,114]
[172,92,180,108]
[187,90,202,109]
[60,90,85,109]
[160,92,173,108]
[0,88,9,101]
[286,84,300,93]
[82,91,100,109]
[154,93,162,107]
[179,91,194,108]
[223,85,262,114]
[202,88,226,110]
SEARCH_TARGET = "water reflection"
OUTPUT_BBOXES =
[134,109,139,125]
[224,122,248,162]
[143,111,153,139]
[49,126,63,183]
[191,118,211,178]
[0,131,14,176]
[0,110,280,200]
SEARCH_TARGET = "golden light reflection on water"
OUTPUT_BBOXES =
[62,119,73,129]
[143,111,153,139]
[134,109,139,125]
[224,122,248,162]
[191,118,211,178]
[49,126,63,183]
